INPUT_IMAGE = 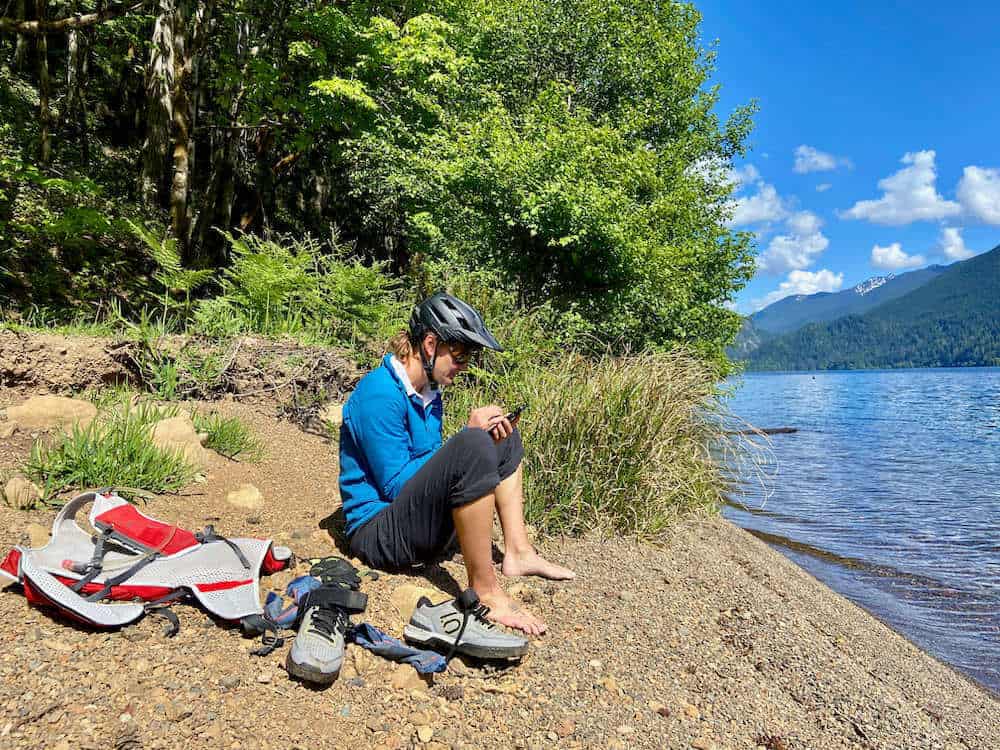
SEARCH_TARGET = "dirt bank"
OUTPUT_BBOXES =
[0,390,997,749]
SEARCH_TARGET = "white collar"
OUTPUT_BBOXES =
[389,355,438,408]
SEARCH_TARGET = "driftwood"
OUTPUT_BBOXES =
[727,427,798,436]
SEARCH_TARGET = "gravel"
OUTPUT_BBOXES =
[0,392,997,749]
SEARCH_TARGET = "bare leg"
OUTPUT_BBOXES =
[495,465,576,580]
[452,491,547,635]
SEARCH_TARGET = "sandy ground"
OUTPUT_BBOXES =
[0,393,998,750]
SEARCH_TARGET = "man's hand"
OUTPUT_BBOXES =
[467,406,517,443]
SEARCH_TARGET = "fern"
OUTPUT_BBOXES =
[125,220,214,321]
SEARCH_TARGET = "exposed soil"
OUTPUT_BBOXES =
[0,339,997,750]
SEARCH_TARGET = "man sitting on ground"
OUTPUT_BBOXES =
[338,292,574,635]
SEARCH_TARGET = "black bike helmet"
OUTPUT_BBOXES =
[409,292,503,352]
[408,292,502,388]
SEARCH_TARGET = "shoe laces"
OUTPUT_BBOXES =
[306,604,349,643]
[469,602,494,630]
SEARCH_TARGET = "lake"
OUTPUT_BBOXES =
[723,367,1000,695]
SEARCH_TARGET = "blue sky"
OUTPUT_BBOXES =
[696,1,1000,313]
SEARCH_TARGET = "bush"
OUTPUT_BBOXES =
[444,348,731,539]
[24,402,196,502]
[192,231,406,361]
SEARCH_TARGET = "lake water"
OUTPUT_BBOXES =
[723,368,1000,695]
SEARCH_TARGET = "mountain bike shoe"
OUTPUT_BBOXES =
[286,585,367,684]
[402,588,529,661]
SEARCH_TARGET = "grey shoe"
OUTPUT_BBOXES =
[286,587,367,685]
[403,589,529,660]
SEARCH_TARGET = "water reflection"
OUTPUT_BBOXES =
[724,368,1000,694]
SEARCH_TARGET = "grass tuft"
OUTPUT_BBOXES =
[192,412,264,461]
[24,402,195,502]
[446,349,735,540]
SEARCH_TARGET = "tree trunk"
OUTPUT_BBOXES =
[12,0,29,70]
[139,0,175,206]
[65,24,90,164]
[36,0,51,164]
[168,0,214,261]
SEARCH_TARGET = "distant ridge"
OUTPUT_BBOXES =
[749,264,946,335]
[746,244,1000,370]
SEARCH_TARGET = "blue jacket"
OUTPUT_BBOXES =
[339,355,443,535]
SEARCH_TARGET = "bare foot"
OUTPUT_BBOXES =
[479,590,547,636]
[501,550,576,580]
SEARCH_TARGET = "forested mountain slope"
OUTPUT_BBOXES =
[750,265,946,335]
[747,244,1000,370]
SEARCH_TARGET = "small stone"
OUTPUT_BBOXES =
[367,717,387,732]
[151,415,211,469]
[346,677,366,688]
[391,584,448,620]
[656,706,671,718]
[227,484,263,510]
[588,659,603,671]
[617,725,634,735]
[599,677,619,693]
[547,732,558,742]
[220,675,240,689]
[119,712,132,723]
[256,671,272,684]
[390,664,427,692]
[416,726,434,743]
[690,739,714,750]
[290,528,311,540]
[4,477,42,510]
[555,719,575,737]
[165,701,192,722]
[448,658,469,677]
[409,711,431,725]
[0,422,17,439]
[7,395,96,431]
[683,703,701,720]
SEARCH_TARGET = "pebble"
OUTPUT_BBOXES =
[617,725,634,735]
[555,719,575,737]
[588,659,603,671]
[416,726,434,743]
[690,739,714,750]
[257,671,272,684]
[683,702,701,720]
[220,675,240,689]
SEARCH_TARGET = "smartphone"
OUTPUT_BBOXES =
[505,403,528,421]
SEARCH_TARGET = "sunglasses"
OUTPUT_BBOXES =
[445,343,481,365]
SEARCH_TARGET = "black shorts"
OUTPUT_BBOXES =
[348,427,523,570]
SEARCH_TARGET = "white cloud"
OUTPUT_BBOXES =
[753,269,844,311]
[957,166,1000,224]
[793,145,851,174]
[757,210,829,274]
[730,182,789,227]
[870,242,926,270]
[938,227,974,261]
[815,183,832,192]
[840,150,960,225]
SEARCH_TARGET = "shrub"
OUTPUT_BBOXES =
[24,402,196,502]
[444,348,732,539]
[192,231,406,361]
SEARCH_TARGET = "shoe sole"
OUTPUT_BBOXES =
[402,625,529,660]
[285,650,341,685]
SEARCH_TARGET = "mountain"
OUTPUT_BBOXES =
[746,244,1000,370]
[750,265,947,335]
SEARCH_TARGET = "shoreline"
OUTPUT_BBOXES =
[0,395,997,747]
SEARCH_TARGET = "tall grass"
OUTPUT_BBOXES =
[24,402,195,502]
[192,411,264,461]
[445,348,734,539]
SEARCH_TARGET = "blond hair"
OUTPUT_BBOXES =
[389,330,414,361]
